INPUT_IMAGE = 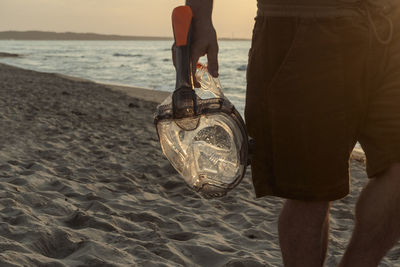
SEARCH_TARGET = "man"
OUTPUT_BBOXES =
[185,0,400,266]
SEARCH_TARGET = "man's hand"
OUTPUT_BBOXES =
[190,18,219,87]
[172,0,219,88]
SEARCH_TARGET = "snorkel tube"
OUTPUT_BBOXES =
[171,6,197,122]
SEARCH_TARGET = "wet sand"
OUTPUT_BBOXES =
[0,63,398,266]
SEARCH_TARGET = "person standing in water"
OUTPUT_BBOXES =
[184,0,400,266]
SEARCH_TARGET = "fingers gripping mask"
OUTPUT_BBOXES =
[154,6,248,198]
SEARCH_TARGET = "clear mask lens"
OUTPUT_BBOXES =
[155,64,248,198]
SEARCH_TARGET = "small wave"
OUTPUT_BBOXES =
[113,53,142,57]
[236,65,247,71]
[0,52,20,58]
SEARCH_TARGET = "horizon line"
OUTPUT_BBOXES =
[0,30,251,41]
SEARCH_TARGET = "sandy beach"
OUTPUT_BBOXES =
[0,62,399,266]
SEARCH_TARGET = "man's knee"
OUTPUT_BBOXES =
[355,162,400,229]
[284,199,331,213]
[280,200,331,227]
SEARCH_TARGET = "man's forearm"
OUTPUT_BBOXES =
[185,0,213,20]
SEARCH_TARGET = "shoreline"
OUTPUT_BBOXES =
[0,61,170,104]
[54,72,170,104]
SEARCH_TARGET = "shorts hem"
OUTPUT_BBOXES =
[367,157,400,178]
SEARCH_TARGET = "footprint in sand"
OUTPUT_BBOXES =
[166,232,197,241]
[30,229,84,259]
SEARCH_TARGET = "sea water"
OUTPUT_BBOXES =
[0,40,249,115]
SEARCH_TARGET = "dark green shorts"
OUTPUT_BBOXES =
[246,3,400,200]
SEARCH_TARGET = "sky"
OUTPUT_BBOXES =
[0,0,257,39]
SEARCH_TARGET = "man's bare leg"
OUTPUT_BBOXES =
[339,163,400,267]
[278,200,331,267]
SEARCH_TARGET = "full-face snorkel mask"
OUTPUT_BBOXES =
[155,6,248,198]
